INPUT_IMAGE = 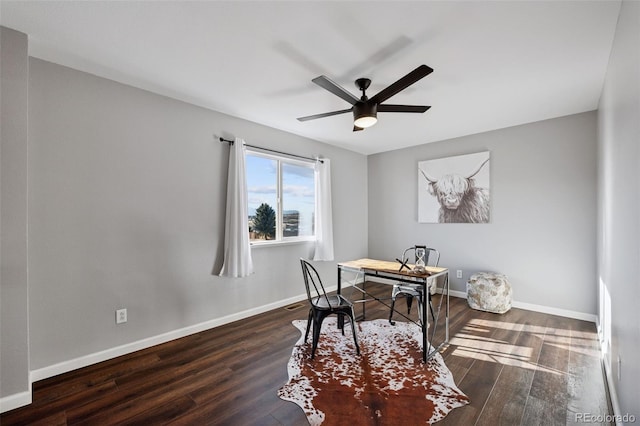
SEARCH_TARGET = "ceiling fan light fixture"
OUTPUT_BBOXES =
[353,103,378,128]
[354,115,377,128]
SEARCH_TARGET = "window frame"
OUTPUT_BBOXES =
[245,149,317,246]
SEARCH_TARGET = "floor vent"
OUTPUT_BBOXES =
[285,303,305,311]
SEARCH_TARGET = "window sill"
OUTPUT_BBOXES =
[250,238,315,248]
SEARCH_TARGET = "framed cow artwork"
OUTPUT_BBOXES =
[418,151,490,223]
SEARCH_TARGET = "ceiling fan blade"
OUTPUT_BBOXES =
[370,64,433,104]
[377,104,431,113]
[353,125,364,132]
[312,75,360,105]
[297,108,353,122]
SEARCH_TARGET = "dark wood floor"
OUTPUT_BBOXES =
[1,282,611,425]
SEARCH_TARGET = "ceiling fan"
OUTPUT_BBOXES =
[297,64,433,131]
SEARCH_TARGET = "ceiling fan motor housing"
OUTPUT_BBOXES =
[353,102,378,128]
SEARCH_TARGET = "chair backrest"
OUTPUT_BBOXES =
[300,258,332,306]
[402,245,440,268]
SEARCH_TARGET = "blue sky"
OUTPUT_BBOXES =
[246,154,315,217]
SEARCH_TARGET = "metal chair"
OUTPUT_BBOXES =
[389,246,440,326]
[300,258,360,359]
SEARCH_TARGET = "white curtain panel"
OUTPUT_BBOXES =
[313,158,335,261]
[219,138,254,277]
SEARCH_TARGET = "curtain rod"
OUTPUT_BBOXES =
[219,137,323,163]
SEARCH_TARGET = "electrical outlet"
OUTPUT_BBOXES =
[116,308,127,324]
[456,270,463,279]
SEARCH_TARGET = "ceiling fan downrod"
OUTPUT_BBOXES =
[355,78,371,100]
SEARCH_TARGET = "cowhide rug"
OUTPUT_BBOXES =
[278,318,469,425]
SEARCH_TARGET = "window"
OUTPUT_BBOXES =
[246,150,316,243]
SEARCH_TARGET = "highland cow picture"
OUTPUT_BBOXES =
[418,151,491,223]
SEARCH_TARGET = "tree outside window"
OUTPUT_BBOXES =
[252,202,276,240]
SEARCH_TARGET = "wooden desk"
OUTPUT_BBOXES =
[337,258,449,362]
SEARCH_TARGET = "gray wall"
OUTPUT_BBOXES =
[27,58,367,370]
[0,27,30,404]
[597,0,639,418]
[368,112,597,316]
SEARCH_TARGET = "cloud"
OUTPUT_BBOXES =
[283,185,314,198]
[248,185,277,194]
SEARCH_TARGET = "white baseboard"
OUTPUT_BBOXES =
[448,289,467,299]
[602,353,623,425]
[0,389,32,413]
[510,300,596,323]
[597,320,623,424]
[447,289,597,323]
[30,292,309,383]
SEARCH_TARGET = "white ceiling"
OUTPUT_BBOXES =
[1,1,621,155]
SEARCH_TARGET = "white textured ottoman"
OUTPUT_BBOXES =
[467,272,512,314]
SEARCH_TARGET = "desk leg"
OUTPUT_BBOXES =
[423,279,428,363]
[337,266,344,330]
[361,279,366,320]
[445,272,449,343]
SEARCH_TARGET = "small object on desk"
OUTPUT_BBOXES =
[413,247,426,273]
[396,258,410,272]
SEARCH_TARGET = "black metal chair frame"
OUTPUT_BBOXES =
[300,258,360,359]
[389,246,440,326]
